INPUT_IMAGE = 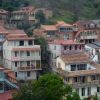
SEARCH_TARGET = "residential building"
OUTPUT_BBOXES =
[75,30,98,44]
[41,25,58,39]
[56,52,100,99]
[3,32,41,80]
[0,9,8,25]
[48,40,84,71]
[85,41,100,63]
[0,26,9,65]
[11,6,37,28]
[56,21,76,40]
[0,67,18,93]
[74,20,100,30]
[35,21,77,41]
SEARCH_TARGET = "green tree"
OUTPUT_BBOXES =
[13,73,80,100]
[35,10,46,24]
[34,37,50,71]
[93,94,98,100]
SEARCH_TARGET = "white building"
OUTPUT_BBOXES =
[3,32,41,81]
[85,41,100,63]
[56,52,100,99]
[48,40,84,71]
[0,26,9,65]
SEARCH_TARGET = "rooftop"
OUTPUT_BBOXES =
[86,43,100,49]
[0,26,9,34]
[0,90,16,100]
[86,41,100,49]
[12,6,35,14]
[56,21,72,27]
[41,25,57,31]
[6,30,34,40]
[59,52,90,64]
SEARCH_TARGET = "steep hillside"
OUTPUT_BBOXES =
[1,0,100,22]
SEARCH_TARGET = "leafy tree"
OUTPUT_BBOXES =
[35,10,46,24]
[93,94,98,100]
[34,37,50,71]
[13,73,80,100]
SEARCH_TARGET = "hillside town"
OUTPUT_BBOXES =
[0,5,100,100]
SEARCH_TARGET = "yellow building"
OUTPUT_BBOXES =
[56,52,100,99]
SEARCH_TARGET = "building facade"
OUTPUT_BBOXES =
[0,67,18,93]
[85,41,100,63]
[3,33,41,80]
[48,40,84,71]
[56,52,100,99]
[11,7,37,28]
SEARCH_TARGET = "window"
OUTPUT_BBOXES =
[71,65,76,71]
[76,88,79,94]
[27,72,30,77]
[27,51,30,56]
[77,64,87,70]
[75,45,77,50]
[39,51,41,56]
[28,40,33,45]
[36,60,40,69]
[64,46,67,50]
[58,63,61,68]
[27,61,30,66]
[96,50,99,55]
[15,51,18,57]
[87,87,91,96]
[69,46,72,50]
[15,72,17,77]
[19,41,24,46]
[54,46,56,50]
[60,28,66,32]
[97,87,100,92]
[91,75,96,80]
[74,77,77,82]
[15,62,17,67]
[65,77,69,82]
[82,88,85,96]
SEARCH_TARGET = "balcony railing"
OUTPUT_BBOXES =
[18,66,41,71]
[11,56,40,61]
[70,80,100,88]
[80,35,97,39]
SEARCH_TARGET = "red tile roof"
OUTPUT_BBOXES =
[12,6,35,14]
[8,29,26,34]
[6,30,34,40]
[56,21,72,27]
[0,90,16,100]
[41,25,57,31]
[0,26,9,34]
[60,52,90,64]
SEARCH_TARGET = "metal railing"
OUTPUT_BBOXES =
[70,80,100,88]
[18,66,41,71]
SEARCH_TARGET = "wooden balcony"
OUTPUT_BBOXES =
[80,35,97,39]
[70,80,100,88]
[18,66,41,72]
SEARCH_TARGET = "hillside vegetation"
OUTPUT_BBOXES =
[1,0,100,22]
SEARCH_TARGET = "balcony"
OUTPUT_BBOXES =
[80,35,97,39]
[18,66,41,71]
[11,56,40,61]
[70,80,100,88]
